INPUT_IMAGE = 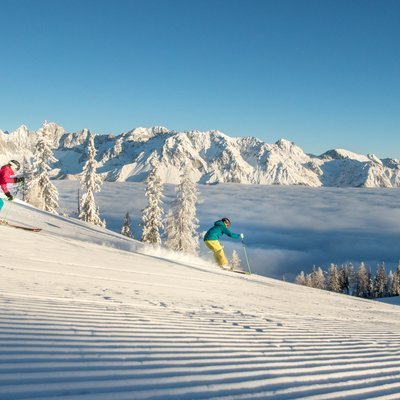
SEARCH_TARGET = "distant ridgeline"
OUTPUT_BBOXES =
[1,122,400,187]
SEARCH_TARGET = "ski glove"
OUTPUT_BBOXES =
[14,177,24,183]
[5,192,13,201]
[240,233,244,239]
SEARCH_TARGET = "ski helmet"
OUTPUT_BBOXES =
[222,217,231,226]
[9,160,20,171]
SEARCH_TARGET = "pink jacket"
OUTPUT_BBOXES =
[0,165,15,194]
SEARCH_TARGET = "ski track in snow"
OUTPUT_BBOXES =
[1,202,400,399]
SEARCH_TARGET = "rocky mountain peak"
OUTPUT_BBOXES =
[1,123,400,188]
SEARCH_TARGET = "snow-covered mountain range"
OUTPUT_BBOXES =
[2,122,400,187]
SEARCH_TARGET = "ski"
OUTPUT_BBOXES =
[221,267,250,275]
[0,222,41,232]
[230,269,250,275]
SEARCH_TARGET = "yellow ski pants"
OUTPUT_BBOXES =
[204,240,228,267]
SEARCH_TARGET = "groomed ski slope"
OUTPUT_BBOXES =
[1,201,400,400]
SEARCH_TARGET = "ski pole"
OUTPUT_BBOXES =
[241,240,252,275]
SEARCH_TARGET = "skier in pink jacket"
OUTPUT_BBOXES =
[0,160,24,202]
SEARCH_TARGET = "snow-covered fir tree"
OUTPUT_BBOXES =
[373,263,387,298]
[387,271,396,297]
[356,262,370,298]
[305,273,314,287]
[230,250,242,270]
[25,122,59,212]
[294,271,306,286]
[338,263,354,295]
[311,267,325,290]
[79,133,105,227]
[121,212,133,238]
[326,263,341,292]
[141,158,164,245]
[391,263,400,296]
[164,166,199,254]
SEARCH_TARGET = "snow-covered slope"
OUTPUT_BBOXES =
[1,201,400,399]
[2,122,400,187]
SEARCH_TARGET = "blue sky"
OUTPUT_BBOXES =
[1,0,399,157]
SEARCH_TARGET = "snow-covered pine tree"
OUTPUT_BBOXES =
[356,262,369,298]
[164,166,199,254]
[338,264,349,294]
[79,132,105,227]
[230,250,242,270]
[305,273,313,287]
[294,271,306,286]
[338,263,355,295]
[141,158,164,245]
[387,271,395,297]
[326,263,341,292]
[348,263,358,296]
[311,267,325,290]
[25,122,59,212]
[392,262,400,296]
[121,212,133,238]
[373,263,387,298]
